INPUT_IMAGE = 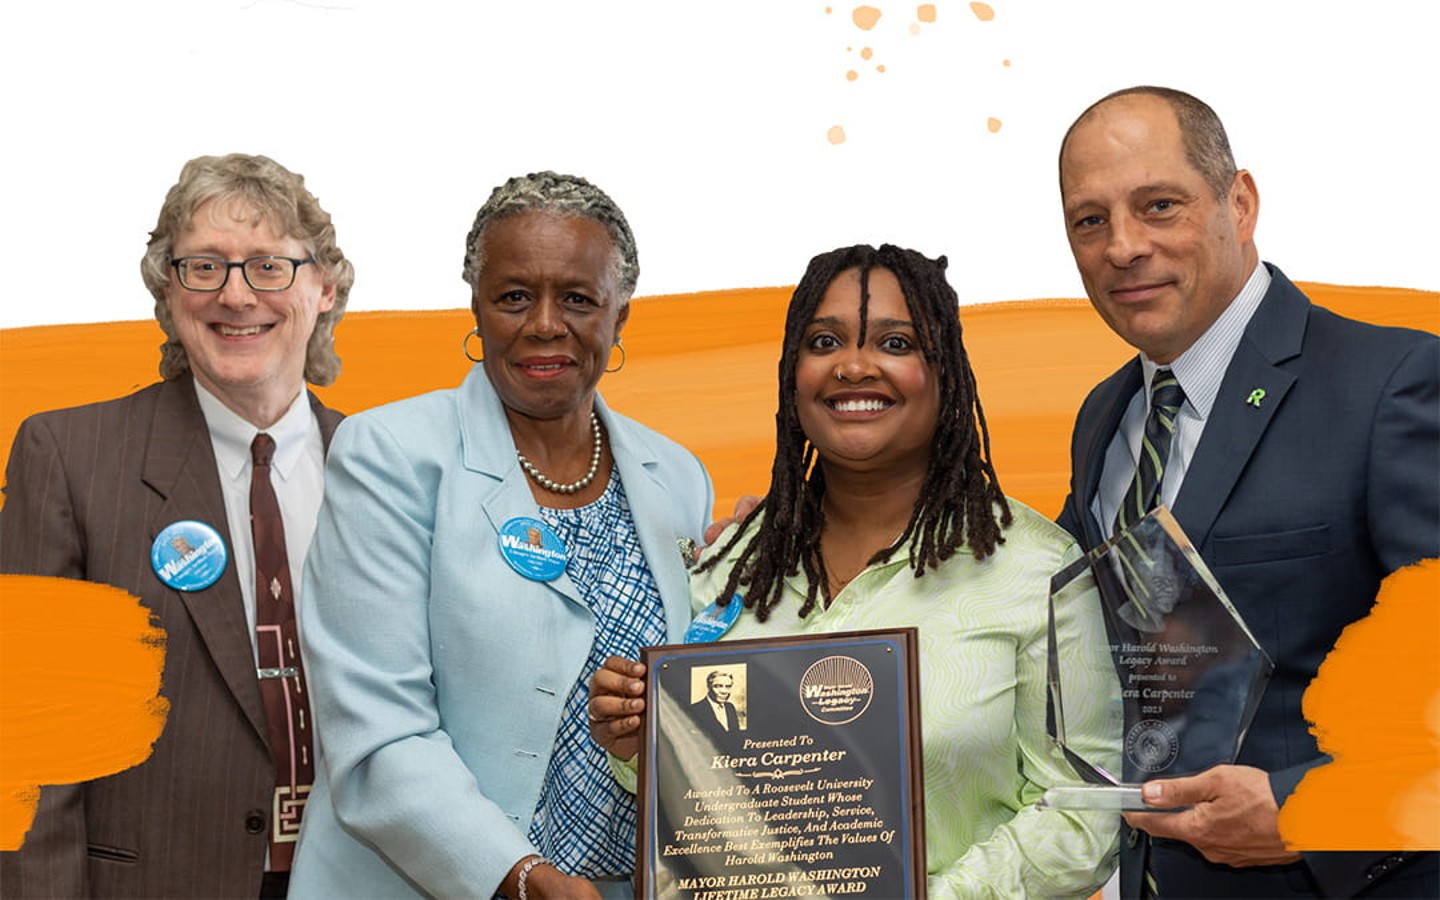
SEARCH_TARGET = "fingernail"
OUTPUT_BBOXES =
[1143,783,1162,801]
[629,680,644,693]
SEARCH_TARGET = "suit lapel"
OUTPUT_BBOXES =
[1172,267,1308,547]
[310,391,344,451]
[458,368,585,608]
[1078,362,1144,547]
[142,377,271,744]
[602,398,695,636]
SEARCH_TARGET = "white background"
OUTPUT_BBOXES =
[2,0,1436,328]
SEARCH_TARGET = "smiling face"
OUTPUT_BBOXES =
[471,211,628,426]
[163,196,335,425]
[1060,93,1258,364]
[794,267,940,477]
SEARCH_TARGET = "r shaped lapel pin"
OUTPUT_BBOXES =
[1246,388,1267,408]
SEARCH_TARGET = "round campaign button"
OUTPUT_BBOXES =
[498,517,568,582]
[684,593,744,644]
[151,520,227,592]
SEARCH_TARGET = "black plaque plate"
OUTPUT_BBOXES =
[637,629,925,900]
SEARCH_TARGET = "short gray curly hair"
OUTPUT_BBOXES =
[141,153,354,386]
[462,171,638,301]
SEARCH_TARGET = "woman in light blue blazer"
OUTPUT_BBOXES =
[291,172,714,899]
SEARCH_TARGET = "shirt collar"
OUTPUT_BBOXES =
[1140,261,1270,420]
[193,381,316,481]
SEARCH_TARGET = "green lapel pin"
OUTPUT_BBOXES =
[1246,388,1266,408]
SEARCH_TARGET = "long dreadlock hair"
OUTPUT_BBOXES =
[697,244,1012,622]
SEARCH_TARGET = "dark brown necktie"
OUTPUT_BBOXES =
[250,433,314,870]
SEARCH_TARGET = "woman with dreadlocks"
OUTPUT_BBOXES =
[590,244,1120,897]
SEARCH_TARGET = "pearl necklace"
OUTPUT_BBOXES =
[516,413,604,495]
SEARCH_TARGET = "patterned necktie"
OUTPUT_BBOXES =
[1113,372,1183,899]
[1113,369,1186,536]
[250,433,314,870]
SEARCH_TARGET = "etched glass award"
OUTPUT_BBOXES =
[1042,506,1273,810]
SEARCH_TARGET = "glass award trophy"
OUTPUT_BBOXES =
[1042,506,1273,810]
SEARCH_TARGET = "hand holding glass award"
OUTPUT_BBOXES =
[1042,506,1273,811]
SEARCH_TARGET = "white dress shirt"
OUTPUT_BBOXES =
[194,382,326,660]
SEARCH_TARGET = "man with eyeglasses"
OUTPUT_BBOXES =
[0,154,353,898]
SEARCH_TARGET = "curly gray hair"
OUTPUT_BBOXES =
[462,171,638,301]
[141,153,354,385]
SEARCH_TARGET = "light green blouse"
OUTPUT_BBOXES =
[690,500,1120,899]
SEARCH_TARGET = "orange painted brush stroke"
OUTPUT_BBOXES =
[1280,559,1440,849]
[0,284,1436,854]
[1,577,168,850]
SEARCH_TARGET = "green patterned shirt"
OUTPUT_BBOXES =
[691,500,1121,899]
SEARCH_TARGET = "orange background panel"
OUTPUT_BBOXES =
[1281,559,1440,850]
[1,283,1437,853]
[0,577,168,849]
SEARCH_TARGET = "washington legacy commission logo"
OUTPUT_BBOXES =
[798,655,874,726]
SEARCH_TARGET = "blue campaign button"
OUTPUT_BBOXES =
[152,520,227,592]
[497,516,568,582]
[684,593,744,643]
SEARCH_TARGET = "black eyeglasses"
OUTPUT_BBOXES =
[170,256,314,292]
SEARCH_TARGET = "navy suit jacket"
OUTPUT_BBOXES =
[1058,266,1439,898]
[0,375,341,898]
[691,696,742,743]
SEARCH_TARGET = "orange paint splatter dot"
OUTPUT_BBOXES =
[846,70,859,81]
[860,47,874,60]
[827,125,847,144]
[987,117,1003,133]
[825,5,833,12]
[917,4,937,23]
[1003,58,1012,67]
[852,5,881,30]
[909,22,921,35]
[1281,559,1440,850]
[876,64,886,73]
[1,577,168,850]
[971,2,995,21]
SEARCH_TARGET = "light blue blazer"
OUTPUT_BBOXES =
[290,367,713,899]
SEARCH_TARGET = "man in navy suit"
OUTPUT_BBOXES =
[1055,86,1438,897]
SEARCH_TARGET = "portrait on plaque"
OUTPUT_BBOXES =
[689,666,747,745]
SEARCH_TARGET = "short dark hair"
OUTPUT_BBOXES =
[1060,86,1238,199]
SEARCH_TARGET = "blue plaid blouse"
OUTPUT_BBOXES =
[527,469,666,878]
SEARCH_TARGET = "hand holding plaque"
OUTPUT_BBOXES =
[631,630,926,900]
[1043,507,1274,809]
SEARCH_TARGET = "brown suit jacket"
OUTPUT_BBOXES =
[0,375,342,898]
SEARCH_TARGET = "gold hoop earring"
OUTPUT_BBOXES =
[462,327,484,363]
[605,339,627,373]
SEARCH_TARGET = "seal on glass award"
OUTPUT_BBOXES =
[799,655,874,725]
[1126,719,1180,773]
